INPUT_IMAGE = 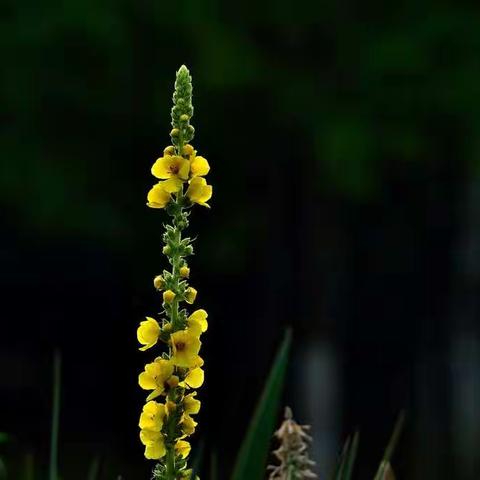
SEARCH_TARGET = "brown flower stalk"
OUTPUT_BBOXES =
[268,407,317,480]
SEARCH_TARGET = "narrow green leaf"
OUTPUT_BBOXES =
[230,328,292,480]
[49,350,61,480]
[331,436,350,480]
[0,457,7,480]
[373,412,405,480]
[343,431,359,480]
[87,456,101,480]
[210,450,218,480]
[24,453,34,480]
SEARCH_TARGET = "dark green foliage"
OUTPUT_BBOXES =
[231,329,292,480]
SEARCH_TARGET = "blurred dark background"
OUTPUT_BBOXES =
[2,1,480,478]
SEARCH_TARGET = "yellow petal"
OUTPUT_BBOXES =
[175,440,191,458]
[183,392,201,415]
[146,387,164,401]
[186,177,212,207]
[139,372,157,390]
[137,317,160,350]
[187,309,208,335]
[161,177,183,193]
[147,184,171,209]
[145,439,166,459]
[151,156,174,179]
[140,429,162,446]
[190,156,210,178]
[185,367,204,388]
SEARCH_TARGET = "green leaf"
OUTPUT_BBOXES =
[343,431,360,480]
[87,455,101,480]
[49,350,62,480]
[329,431,359,480]
[230,328,292,480]
[373,412,405,480]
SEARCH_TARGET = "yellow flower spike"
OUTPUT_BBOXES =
[145,437,166,460]
[139,358,174,398]
[139,401,166,431]
[187,309,208,336]
[183,392,201,415]
[147,183,171,209]
[175,440,191,459]
[179,265,190,278]
[184,366,205,389]
[170,330,201,368]
[180,414,197,436]
[137,317,161,351]
[186,177,212,208]
[151,155,190,181]
[163,290,176,304]
[184,287,197,304]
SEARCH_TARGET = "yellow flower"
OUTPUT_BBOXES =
[147,183,171,209]
[190,155,210,178]
[183,392,201,415]
[184,287,197,304]
[180,413,197,436]
[184,366,204,389]
[139,401,166,432]
[186,177,212,207]
[144,436,166,460]
[179,265,190,278]
[170,330,201,368]
[187,309,208,336]
[175,440,191,459]
[138,358,174,400]
[163,290,176,304]
[151,155,190,181]
[137,317,160,351]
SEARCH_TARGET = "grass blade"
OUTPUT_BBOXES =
[49,350,61,480]
[373,411,405,480]
[330,436,350,480]
[230,328,292,480]
[87,455,101,480]
[343,431,359,480]
[210,450,218,480]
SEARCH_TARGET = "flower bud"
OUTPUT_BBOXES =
[163,245,172,255]
[153,275,165,290]
[185,287,197,304]
[166,400,176,415]
[163,145,175,156]
[180,114,189,122]
[163,290,176,304]
[170,128,180,137]
[179,266,190,278]
[167,375,179,388]
[162,322,172,333]
[184,245,194,256]
[182,144,194,156]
